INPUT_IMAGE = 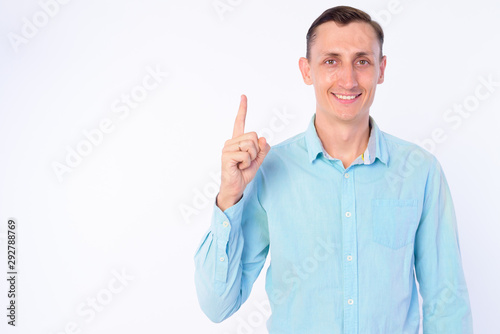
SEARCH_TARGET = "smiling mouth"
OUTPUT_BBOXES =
[332,93,362,100]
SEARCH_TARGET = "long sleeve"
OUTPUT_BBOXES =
[414,158,473,333]
[193,169,270,323]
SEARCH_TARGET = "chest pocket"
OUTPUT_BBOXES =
[371,199,419,249]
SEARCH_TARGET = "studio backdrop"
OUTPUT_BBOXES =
[1,0,499,333]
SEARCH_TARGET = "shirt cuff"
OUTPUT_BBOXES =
[210,194,245,283]
[211,193,245,243]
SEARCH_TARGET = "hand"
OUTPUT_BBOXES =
[217,95,271,211]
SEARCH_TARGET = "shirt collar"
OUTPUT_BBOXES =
[305,113,389,166]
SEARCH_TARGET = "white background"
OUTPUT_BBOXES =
[1,0,499,333]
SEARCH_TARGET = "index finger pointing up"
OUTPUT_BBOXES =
[232,94,247,139]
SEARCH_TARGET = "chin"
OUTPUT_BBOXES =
[332,109,361,121]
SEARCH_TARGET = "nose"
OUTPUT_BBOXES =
[337,64,358,90]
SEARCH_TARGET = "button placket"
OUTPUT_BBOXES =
[341,168,359,334]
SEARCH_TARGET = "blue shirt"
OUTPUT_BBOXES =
[193,114,473,334]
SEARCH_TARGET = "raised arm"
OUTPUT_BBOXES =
[193,95,271,323]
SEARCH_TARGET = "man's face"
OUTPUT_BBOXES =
[299,21,386,123]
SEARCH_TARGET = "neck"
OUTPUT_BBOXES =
[315,112,371,168]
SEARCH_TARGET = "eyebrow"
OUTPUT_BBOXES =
[321,51,374,58]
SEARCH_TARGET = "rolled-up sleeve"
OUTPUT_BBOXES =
[414,158,473,333]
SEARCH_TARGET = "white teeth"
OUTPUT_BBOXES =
[334,93,359,100]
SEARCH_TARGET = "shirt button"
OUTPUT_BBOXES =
[219,257,225,262]
[344,173,349,178]
[347,255,352,261]
[222,221,229,227]
[348,299,354,305]
[345,212,351,218]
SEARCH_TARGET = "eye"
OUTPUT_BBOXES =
[358,59,369,65]
[325,59,337,65]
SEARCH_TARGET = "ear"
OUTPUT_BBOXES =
[377,55,387,84]
[299,57,313,85]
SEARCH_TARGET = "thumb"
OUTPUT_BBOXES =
[254,137,271,166]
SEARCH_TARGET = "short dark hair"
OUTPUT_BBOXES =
[306,6,384,60]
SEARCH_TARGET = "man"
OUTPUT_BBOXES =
[193,6,473,334]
